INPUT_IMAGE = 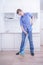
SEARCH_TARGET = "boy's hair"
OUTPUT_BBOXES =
[16,9,22,14]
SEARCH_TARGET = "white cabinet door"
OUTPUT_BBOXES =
[14,34,21,50]
[2,34,15,50]
[33,34,40,51]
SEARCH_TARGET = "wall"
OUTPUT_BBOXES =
[0,0,40,51]
[0,0,40,33]
[40,10,43,45]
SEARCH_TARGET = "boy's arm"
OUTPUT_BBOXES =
[28,13,34,25]
[21,26,27,35]
[30,16,34,25]
[20,18,27,34]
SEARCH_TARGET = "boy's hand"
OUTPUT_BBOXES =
[24,31,28,35]
[21,26,28,35]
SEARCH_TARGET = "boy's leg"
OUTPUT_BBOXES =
[16,32,26,55]
[20,32,26,54]
[28,30,34,55]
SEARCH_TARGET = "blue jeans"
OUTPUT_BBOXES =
[20,29,34,54]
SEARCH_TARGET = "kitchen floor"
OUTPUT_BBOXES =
[0,46,43,65]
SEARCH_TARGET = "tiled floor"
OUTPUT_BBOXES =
[0,46,43,65]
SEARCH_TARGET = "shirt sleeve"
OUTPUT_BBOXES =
[20,18,23,26]
[27,13,33,19]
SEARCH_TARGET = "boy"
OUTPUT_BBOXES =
[16,9,34,56]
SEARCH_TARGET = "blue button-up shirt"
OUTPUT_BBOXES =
[20,13,33,31]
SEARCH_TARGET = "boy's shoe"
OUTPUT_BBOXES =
[31,53,34,56]
[19,53,25,56]
[16,52,20,55]
[16,52,24,56]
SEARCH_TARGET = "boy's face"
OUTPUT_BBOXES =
[18,11,24,16]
